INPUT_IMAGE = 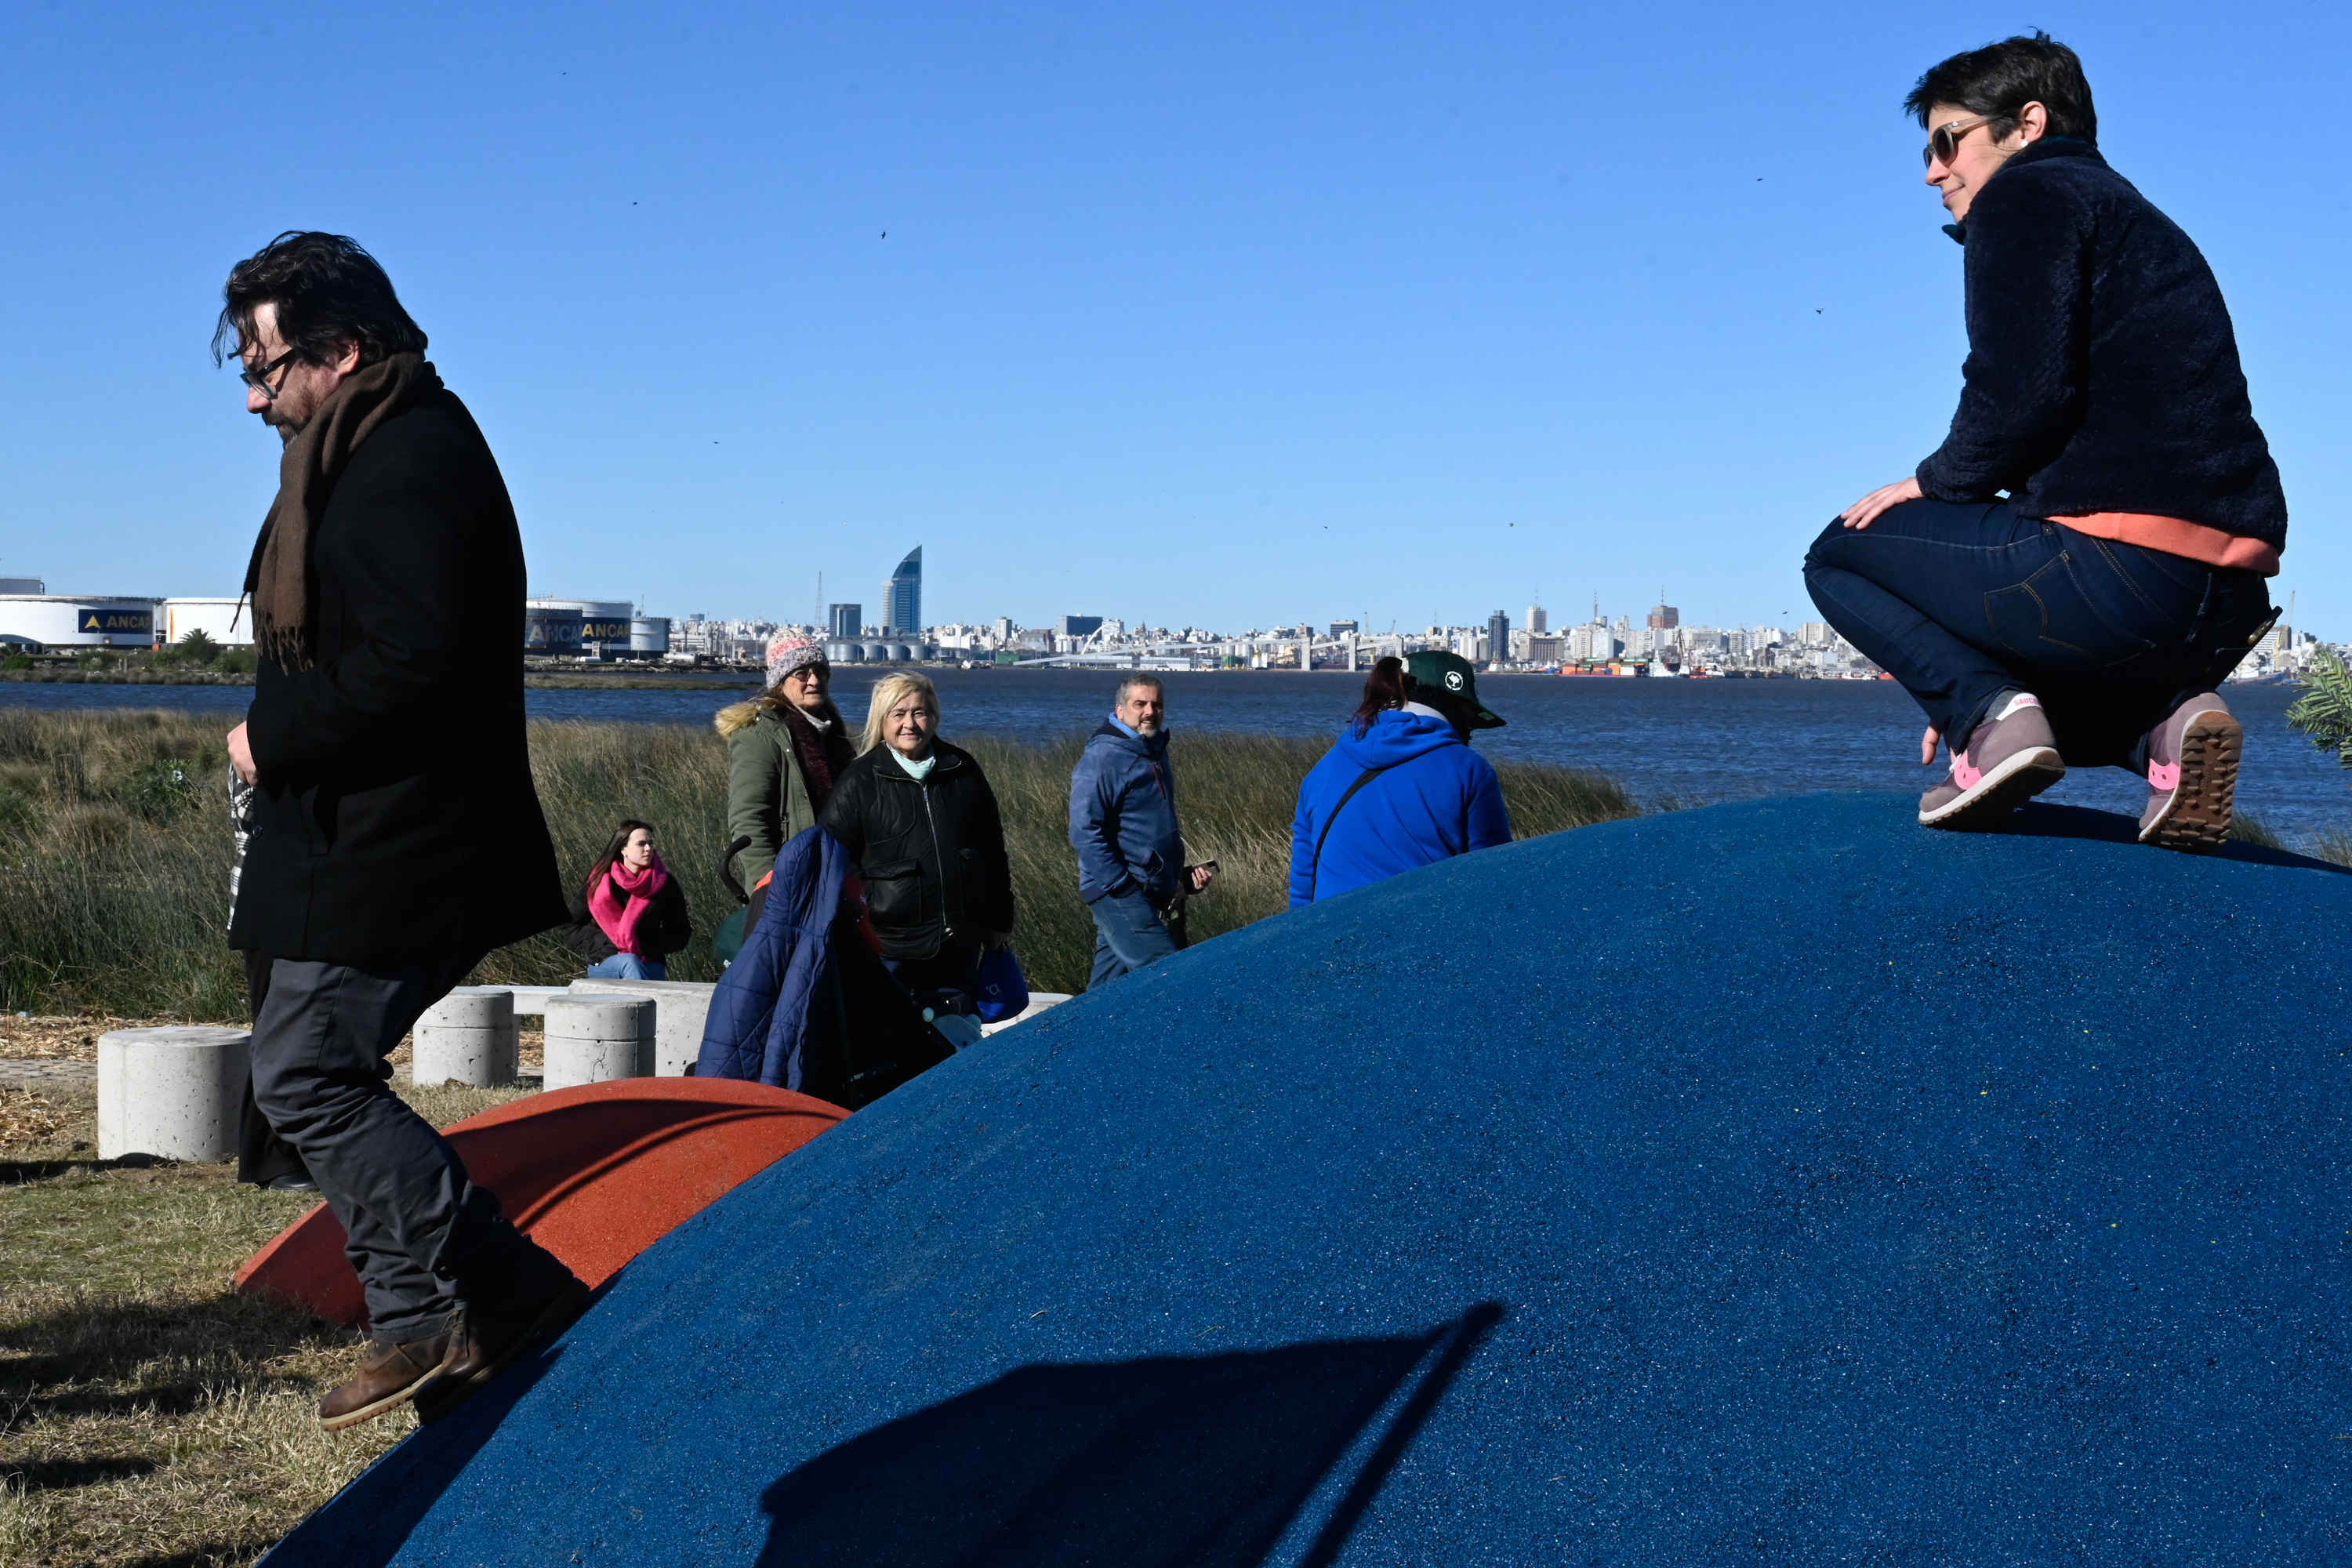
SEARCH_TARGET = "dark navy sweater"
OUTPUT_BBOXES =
[1917,139,2287,551]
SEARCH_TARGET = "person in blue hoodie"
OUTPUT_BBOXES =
[1290,651,1512,907]
[1069,675,1218,985]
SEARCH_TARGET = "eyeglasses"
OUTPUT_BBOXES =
[237,348,299,401]
[1923,113,2000,169]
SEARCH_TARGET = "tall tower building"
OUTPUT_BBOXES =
[1486,609,1510,666]
[828,603,862,641]
[1526,604,1548,634]
[1646,590,1679,630]
[884,546,922,636]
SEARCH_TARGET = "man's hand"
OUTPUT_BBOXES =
[227,722,259,786]
[1187,862,1218,895]
[1920,724,1942,767]
[985,930,1013,952]
[1839,475,1923,531]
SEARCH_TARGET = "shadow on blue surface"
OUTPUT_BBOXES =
[2007,799,2351,869]
[260,793,2352,1564]
[755,1305,1501,1568]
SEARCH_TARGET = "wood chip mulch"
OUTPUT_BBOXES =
[0,1014,172,1062]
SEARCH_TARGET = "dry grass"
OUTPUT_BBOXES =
[0,710,1641,1559]
[0,710,1639,1011]
[962,731,1637,990]
[0,1087,68,1145]
[0,1073,531,1568]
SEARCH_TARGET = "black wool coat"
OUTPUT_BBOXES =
[1917,139,2288,550]
[230,387,567,965]
[817,741,1015,961]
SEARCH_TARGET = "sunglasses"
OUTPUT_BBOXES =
[1922,112,2000,169]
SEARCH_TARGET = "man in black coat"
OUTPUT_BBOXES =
[219,232,584,1432]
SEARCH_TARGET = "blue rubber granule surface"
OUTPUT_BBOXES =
[267,793,2352,1566]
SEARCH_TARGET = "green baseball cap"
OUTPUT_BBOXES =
[1403,648,1506,729]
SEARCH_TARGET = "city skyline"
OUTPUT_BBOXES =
[5,3,2343,641]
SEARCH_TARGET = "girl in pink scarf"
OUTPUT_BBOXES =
[573,819,689,981]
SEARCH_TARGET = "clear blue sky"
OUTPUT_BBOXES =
[4,1,2345,637]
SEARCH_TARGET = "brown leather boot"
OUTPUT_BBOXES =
[318,1330,456,1432]
[415,1276,591,1426]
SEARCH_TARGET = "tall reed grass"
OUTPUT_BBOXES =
[0,710,1638,1016]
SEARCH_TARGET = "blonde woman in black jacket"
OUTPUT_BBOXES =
[817,673,1014,1014]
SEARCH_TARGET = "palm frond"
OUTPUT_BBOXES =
[2285,646,2352,770]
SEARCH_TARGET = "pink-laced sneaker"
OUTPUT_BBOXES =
[2138,691,2240,852]
[1918,693,2066,829]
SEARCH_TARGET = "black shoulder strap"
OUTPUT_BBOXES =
[1310,764,1395,902]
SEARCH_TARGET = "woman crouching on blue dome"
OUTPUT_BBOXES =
[1802,33,2281,848]
[1289,651,1512,906]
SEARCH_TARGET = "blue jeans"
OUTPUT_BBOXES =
[1087,892,1178,988]
[1803,500,2273,769]
[586,953,666,981]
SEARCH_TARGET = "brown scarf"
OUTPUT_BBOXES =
[243,352,437,671]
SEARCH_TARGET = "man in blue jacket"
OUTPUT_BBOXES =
[1069,676,1216,985]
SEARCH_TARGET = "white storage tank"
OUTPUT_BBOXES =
[529,599,633,657]
[0,596,160,650]
[826,641,862,663]
[524,601,583,653]
[627,616,670,656]
[162,597,255,647]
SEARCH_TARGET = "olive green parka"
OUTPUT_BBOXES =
[715,698,840,890]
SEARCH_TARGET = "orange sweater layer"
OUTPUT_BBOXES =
[2053,512,2280,576]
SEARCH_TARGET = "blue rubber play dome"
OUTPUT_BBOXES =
[269,793,2352,1565]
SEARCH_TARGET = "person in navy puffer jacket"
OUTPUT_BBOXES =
[1290,651,1512,907]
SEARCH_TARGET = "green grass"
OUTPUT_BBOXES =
[0,1076,528,1568]
[0,710,1639,1014]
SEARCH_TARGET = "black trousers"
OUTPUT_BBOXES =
[244,950,568,1342]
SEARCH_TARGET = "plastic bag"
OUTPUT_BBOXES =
[975,946,1031,1024]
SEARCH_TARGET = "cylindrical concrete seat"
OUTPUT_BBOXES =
[97,1026,251,1161]
[543,996,655,1090]
[569,979,719,1076]
[414,986,519,1087]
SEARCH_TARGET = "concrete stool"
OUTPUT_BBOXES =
[570,979,718,1076]
[413,987,519,1087]
[543,996,655,1090]
[980,992,1077,1038]
[96,1026,251,1161]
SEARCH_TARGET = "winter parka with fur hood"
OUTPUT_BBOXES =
[715,696,852,891]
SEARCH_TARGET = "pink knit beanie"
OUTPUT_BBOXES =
[765,633,826,684]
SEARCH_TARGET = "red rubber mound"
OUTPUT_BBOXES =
[234,1077,845,1327]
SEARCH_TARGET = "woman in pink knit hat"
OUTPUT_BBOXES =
[713,633,855,923]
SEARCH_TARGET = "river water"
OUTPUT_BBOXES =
[8,670,2343,841]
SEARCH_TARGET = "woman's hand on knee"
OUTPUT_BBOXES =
[1840,476,1923,530]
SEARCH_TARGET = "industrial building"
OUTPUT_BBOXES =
[0,593,162,649]
[524,598,669,659]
